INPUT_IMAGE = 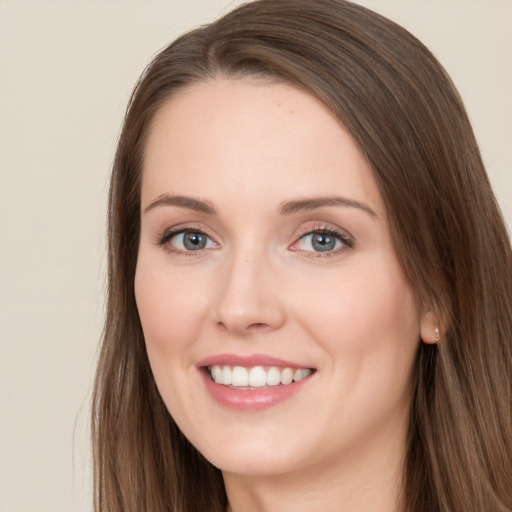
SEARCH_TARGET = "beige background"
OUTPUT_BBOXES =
[0,1,510,511]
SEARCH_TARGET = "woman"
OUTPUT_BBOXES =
[92,1,512,510]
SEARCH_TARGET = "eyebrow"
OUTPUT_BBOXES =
[143,194,217,215]
[279,196,377,218]
[143,193,377,218]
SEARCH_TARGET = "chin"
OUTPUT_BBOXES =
[186,424,318,477]
[206,448,301,477]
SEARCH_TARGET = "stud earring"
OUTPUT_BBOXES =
[434,327,440,343]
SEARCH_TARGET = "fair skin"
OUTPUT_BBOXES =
[135,78,436,512]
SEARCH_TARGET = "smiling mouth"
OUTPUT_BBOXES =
[207,365,314,389]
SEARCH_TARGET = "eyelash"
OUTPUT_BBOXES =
[291,225,354,258]
[156,225,217,256]
[156,224,354,257]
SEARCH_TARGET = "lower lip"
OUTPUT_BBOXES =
[200,370,312,411]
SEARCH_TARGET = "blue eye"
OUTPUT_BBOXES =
[164,230,216,252]
[295,229,352,254]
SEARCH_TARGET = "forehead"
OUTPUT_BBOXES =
[142,78,384,217]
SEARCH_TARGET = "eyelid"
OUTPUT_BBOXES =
[289,222,354,256]
[156,223,219,254]
[153,221,353,257]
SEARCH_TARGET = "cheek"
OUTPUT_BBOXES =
[293,261,420,368]
[290,265,421,443]
[134,262,209,359]
[134,261,210,426]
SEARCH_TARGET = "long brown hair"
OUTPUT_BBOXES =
[92,1,512,510]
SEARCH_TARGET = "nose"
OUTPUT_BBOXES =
[212,249,286,336]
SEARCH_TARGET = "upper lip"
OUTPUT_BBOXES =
[196,353,314,369]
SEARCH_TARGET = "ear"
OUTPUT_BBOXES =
[420,310,438,344]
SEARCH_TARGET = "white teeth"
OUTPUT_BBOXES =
[209,365,312,388]
[280,367,294,385]
[231,366,249,386]
[222,365,232,385]
[211,365,223,383]
[248,366,267,387]
[293,369,311,382]
[266,366,281,386]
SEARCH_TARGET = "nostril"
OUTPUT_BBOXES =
[215,320,270,333]
[246,322,273,332]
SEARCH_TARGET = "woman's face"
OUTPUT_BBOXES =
[135,78,433,477]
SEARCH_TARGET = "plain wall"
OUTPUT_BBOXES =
[0,1,510,511]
